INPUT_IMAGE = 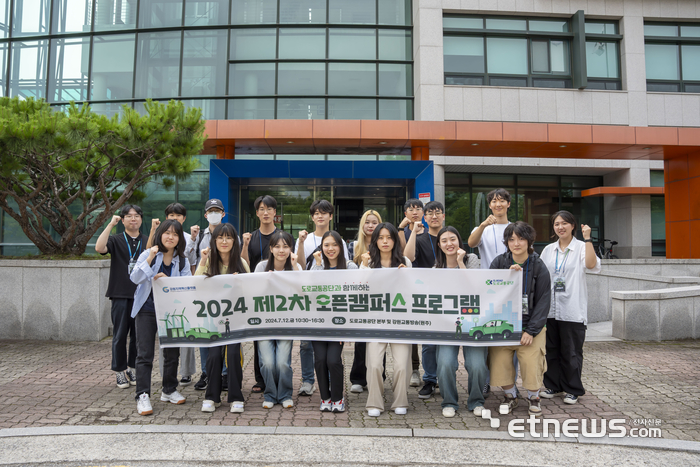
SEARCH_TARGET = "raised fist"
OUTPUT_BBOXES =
[313,250,323,265]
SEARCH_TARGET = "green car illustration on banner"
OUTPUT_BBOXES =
[468,320,514,340]
[186,327,222,342]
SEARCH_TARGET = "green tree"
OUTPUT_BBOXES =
[0,98,205,255]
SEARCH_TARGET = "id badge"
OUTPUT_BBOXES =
[522,295,529,315]
[128,258,136,274]
[554,276,566,293]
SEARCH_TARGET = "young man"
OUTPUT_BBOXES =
[95,204,148,389]
[294,200,349,396]
[184,198,227,391]
[147,203,196,386]
[467,188,514,397]
[489,221,551,417]
[397,198,426,387]
[403,201,445,399]
[241,195,279,394]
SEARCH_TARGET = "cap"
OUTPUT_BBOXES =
[205,199,224,212]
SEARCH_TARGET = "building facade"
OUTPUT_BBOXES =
[1,0,699,258]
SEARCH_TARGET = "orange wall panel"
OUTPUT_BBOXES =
[667,221,691,259]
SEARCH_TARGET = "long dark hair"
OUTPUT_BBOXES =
[154,219,186,265]
[435,226,465,269]
[368,222,404,268]
[265,231,296,271]
[320,230,348,270]
[206,223,246,276]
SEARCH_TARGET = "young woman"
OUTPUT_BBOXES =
[130,219,191,416]
[348,210,382,394]
[540,211,601,405]
[309,231,358,412]
[433,227,488,418]
[196,223,250,414]
[254,231,301,409]
[359,223,412,417]
[489,221,551,418]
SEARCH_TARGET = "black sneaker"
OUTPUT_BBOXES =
[418,382,436,399]
[482,383,490,398]
[194,373,208,391]
[180,376,192,386]
[222,375,228,392]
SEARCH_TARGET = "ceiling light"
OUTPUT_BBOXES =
[642,147,651,150]
[287,141,294,144]
[559,145,567,148]
[379,142,387,145]
[471,143,479,146]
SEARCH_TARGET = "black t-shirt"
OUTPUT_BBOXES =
[412,232,439,268]
[102,232,149,299]
[247,229,276,271]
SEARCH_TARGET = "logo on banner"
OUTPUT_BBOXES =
[486,279,514,286]
[163,286,196,293]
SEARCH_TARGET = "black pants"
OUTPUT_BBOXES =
[412,343,420,371]
[543,318,587,397]
[110,298,136,372]
[312,341,344,402]
[134,310,179,398]
[350,342,386,386]
[253,341,265,388]
[205,344,244,403]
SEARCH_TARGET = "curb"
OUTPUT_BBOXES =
[1,425,699,453]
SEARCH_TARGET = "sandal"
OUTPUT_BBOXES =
[251,384,264,393]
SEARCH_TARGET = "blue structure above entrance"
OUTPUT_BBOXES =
[209,160,434,232]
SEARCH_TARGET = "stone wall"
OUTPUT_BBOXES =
[0,260,111,341]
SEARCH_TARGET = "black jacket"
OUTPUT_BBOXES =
[490,251,551,337]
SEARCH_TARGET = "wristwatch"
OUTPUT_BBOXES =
[583,238,593,243]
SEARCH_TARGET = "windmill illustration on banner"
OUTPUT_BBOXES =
[159,308,189,338]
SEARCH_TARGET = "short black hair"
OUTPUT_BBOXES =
[424,201,444,213]
[503,221,536,255]
[254,195,277,211]
[310,199,333,216]
[487,188,511,204]
[404,199,423,212]
[154,219,187,264]
[119,204,143,218]
[550,210,578,237]
[164,203,187,217]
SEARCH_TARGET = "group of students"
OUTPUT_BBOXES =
[96,187,600,419]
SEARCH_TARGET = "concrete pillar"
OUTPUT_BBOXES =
[603,162,652,258]
[433,163,445,208]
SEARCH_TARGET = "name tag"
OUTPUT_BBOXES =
[522,295,529,315]
[554,276,566,293]
[128,258,137,274]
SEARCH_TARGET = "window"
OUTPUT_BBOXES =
[444,15,621,90]
[443,15,573,88]
[645,22,700,92]
[584,21,622,90]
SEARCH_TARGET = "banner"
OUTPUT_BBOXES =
[153,268,523,348]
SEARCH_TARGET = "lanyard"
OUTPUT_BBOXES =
[523,258,530,296]
[124,232,141,260]
[492,225,500,255]
[555,248,570,274]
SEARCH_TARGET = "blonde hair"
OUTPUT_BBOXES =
[353,210,382,265]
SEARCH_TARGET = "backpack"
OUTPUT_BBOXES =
[305,245,323,270]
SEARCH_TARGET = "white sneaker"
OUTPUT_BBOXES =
[262,401,274,409]
[137,393,153,415]
[350,384,364,393]
[473,405,484,417]
[410,370,421,387]
[394,407,407,415]
[442,407,456,418]
[320,399,332,412]
[161,390,186,405]
[331,399,346,413]
[367,408,381,417]
[298,382,315,395]
[201,400,219,412]
[230,402,245,413]
[282,399,294,408]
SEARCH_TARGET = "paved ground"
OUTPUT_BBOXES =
[1,330,699,443]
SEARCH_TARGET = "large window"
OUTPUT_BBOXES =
[445,173,604,254]
[443,14,621,89]
[645,22,700,93]
[0,0,413,120]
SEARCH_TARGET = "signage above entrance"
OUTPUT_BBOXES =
[418,192,431,204]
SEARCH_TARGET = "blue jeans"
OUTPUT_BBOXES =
[258,340,293,403]
[421,344,437,384]
[300,340,315,384]
[200,347,226,375]
[437,345,488,411]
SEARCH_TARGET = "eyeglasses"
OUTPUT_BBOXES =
[425,211,444,217]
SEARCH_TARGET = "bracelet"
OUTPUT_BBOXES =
[584,238,593,243]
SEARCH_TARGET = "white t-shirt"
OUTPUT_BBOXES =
[295,233,350,267]
[359,256,412,269]
[254,260,303,272]
[540,237,601,325]
[471,223,510,270]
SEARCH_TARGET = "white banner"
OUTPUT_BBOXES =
[153,268,523,348]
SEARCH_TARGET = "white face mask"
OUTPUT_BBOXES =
[207,212,222,225]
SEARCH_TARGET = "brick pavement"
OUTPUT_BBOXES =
[0,339,698,441]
